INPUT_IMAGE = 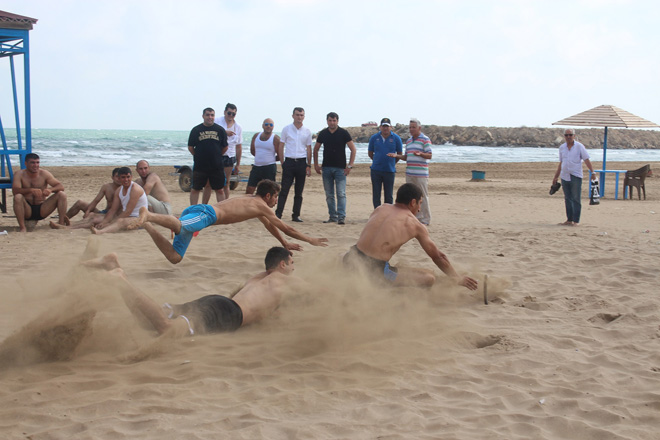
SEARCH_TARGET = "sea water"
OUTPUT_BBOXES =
[3,128,660,167]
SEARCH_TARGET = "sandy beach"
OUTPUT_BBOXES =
[1,161,659,439]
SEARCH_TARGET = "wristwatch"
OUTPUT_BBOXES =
[347,165,353,169]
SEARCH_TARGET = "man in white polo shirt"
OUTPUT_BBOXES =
[208,103,242,202]
[552,128,596,226]
[275,107,312,222]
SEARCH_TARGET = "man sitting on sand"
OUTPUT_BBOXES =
[52,168,122,230]
[12,153,68,232]
[66,167,121,219]
[343,183,478,290]
[92,167,148,234]
[130,179,328,264]
[86,246,303,340]
[134,160,173,215]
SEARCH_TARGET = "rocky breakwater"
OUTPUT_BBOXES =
[345,125,660,149]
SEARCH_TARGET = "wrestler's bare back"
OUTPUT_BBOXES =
[355,204,424,261]
[210,196,275,225]
[231,271,290,326]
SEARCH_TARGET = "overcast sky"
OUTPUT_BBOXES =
[2,0,659,133]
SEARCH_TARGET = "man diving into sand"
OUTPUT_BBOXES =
[130,179,328,264]
[343,183,478,290]
[86,246,303,339]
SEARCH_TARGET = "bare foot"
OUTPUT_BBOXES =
[127,207,149,230]
[80,235,101,261]
[61,215,71,226]
[19,227,27,233]
[90,225,99,235]
[81,253,120,270]
[50,221,68,230]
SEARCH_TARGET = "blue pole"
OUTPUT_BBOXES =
[9,55,23,163]
[23,31,31,163]
[600,126,608,196]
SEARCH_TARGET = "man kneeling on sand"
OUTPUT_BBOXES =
[129,179,328,264]
[343,183,478,290]
[86,246,302,339]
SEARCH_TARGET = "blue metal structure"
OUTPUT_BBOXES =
[0,10,37,212]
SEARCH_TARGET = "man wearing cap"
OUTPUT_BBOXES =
[389,118,433,225]
[313,112,356,225]
[368,118,403,209]
[275,107,313,222]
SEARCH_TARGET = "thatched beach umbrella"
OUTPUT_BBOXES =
[552,105,659,195]
[552,105,659,170]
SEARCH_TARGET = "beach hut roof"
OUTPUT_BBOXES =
[0,10,38,30]
[552,105,659,128]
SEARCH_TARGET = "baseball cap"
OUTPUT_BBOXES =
[380,118,392,126]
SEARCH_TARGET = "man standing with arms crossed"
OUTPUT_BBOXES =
[212,103,242,201]
[12,153,68,232]
[275,107,312,222]
[389,118,433,225]
[188,107,228,205]
[246,118,280,195]
[135,160,173,215]
[368,118,402,209]
[313,112,356,225]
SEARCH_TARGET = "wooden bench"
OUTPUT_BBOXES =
[623,164,651,200]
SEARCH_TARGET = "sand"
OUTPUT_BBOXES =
[1,161,659,439]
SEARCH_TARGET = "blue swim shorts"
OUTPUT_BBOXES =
[172,204,218,257]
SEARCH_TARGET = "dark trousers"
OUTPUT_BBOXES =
[370,169,395,209]
[276,158,308,218]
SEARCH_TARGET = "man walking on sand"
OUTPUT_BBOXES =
[188,107,228,205]
[130,179,328,264]
[552,128,596,226]
[246,118,280,195]
[388,118,433,225]
[368,118,402,209]
[275,107,313,222]
[313,112,356,225]
[12,153,68,232]
[135,160,173,215]
[343,183,478,290]
[90,167,149,235]
[66,168,121,219]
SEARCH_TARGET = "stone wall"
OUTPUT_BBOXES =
[344,125,660,149]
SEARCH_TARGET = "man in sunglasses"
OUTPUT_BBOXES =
[552,129,596,226]
[246,118,281,195]
[212,103,243,201]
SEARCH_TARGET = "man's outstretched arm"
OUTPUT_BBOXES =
[416,227,477,290]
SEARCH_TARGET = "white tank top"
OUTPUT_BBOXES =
[119,182,149,217]
[254,132,277,166]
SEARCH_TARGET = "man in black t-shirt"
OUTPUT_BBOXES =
[187,107,228,205]
[313,112,356,225]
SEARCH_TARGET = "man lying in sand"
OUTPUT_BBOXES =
[343,183,478,290]
[129,179,328,264]
[86,246,303,341]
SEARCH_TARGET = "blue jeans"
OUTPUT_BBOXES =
[322,167,347,220]
[561,175,582,223]
[370,169,395,209]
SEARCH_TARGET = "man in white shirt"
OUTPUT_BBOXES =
[275,107,312,222]
[552,129,596,226]
[210,103,243,201]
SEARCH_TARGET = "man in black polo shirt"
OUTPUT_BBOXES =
[187,107,228,205]
[313,112,356,225]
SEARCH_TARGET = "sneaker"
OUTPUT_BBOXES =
[338,218,345,225]
[323,218,338,223]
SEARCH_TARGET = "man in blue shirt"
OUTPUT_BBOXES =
[368,118,402,209]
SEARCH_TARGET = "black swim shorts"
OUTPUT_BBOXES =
[28,203,45,221]
[192,168,226,191]
[173,295,243,334]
